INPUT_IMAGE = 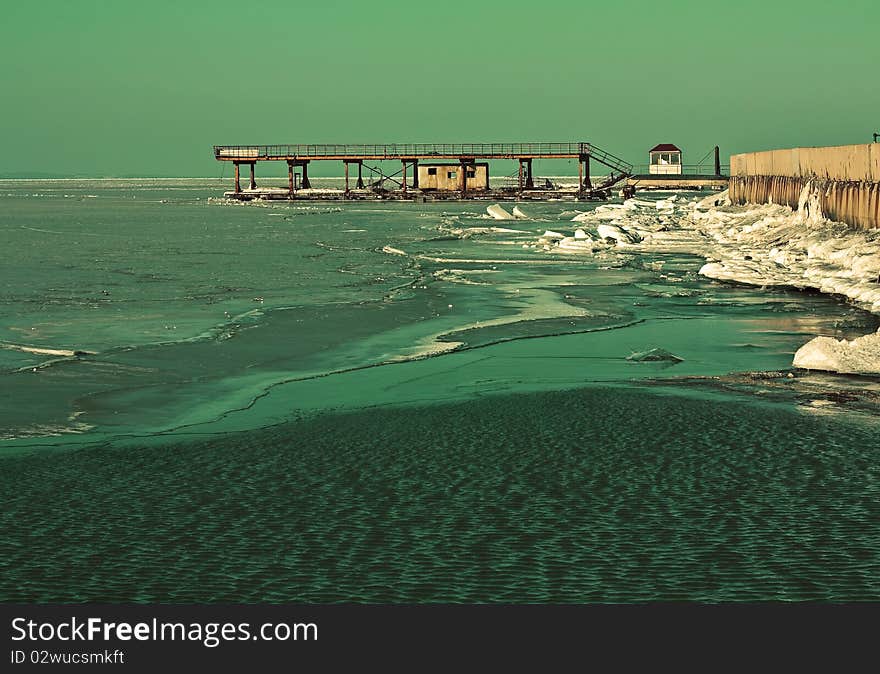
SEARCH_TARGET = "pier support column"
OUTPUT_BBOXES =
[301,161,311,189]
[412,160,419,188]
[518,160,524,195]
[525,158,534,190]
[714,146,721,176]
[287,161,294,196]
[402,161,407,195]
[584,154,592,189]
[249,162,256,190]
[578,157,583,196]
[460,159,473,198]
[344,161,350,196]
[356,161,364,189]
[233,162,241,193]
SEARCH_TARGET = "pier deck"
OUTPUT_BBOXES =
[625,174,729,191]
[624,163,729,192]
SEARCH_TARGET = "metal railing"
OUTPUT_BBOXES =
[632,164,730,176]
[215,142,597,159]
[588,145,632,175]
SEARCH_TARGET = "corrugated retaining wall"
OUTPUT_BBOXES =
[729,144,880,229]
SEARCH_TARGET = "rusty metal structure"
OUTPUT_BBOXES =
[213,141,632,199]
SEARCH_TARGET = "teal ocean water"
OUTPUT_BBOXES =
[1,179,878,602]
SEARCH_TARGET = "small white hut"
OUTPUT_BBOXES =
[648,144,682,175]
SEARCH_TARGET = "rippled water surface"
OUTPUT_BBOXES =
[1,179,878,601]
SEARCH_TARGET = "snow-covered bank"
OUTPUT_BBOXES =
[553,185,880,375]
[793,331,880,376]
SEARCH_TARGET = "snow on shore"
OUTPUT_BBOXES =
[793,331,880,376]
[550,185,880,375]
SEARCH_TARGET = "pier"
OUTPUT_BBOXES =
[213,142,633,201]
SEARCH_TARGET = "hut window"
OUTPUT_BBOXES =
[670,153,680,164]
[466,170,475,178]
[651,153,660,165]
[427,167,437,175]
[448,171,457,179]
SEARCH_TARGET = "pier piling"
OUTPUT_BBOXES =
[301,161,311,189]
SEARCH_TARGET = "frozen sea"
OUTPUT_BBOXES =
[1,178,878,602]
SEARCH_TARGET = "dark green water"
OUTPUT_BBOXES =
[1,179,878,602]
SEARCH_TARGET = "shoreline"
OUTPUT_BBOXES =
[550,189,880,375]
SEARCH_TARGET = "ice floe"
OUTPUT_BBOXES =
[486,204,514,220]
[382,245,407,256]
[596,224,642,245]
[558,237,593,253]
[627,348,684,363]
[539,230,566,241]
[793,329,880,376]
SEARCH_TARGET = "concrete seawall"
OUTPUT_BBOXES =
[730,144,880,229]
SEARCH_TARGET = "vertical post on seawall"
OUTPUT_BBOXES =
[714,146,721,176]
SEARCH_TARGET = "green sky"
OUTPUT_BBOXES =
[2,0,878,177]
